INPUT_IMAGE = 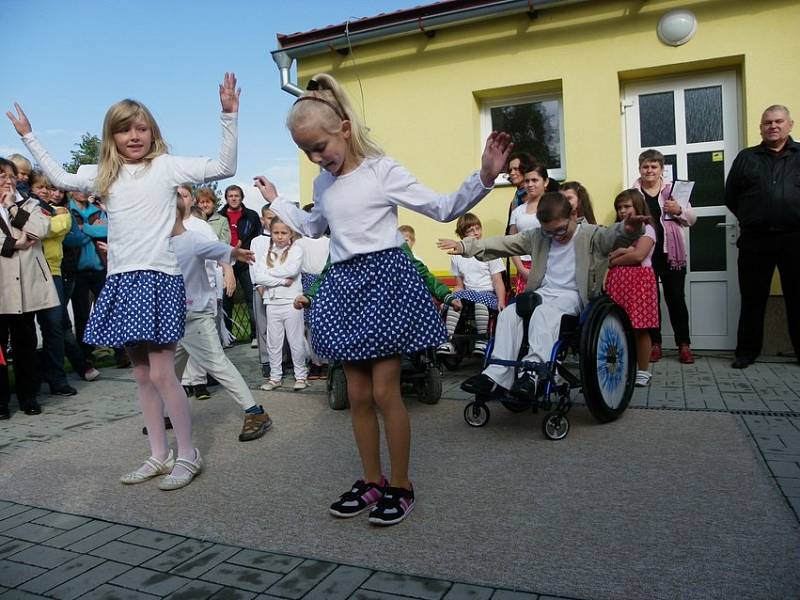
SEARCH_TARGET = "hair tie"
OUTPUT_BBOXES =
[306,80,320,91]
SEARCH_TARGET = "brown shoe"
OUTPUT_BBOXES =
[678,344,695,364]
[239,409,273,442]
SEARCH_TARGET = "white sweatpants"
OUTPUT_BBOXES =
[484,290,581,390]
[174,310,256,411]
[266,302,308,382]
[253,289,270,365]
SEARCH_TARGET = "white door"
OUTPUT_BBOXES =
[622,71,740,350]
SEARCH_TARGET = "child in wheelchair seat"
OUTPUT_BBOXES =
[438,212,506,358]
[438,191,647,398]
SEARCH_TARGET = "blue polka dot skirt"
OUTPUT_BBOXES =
[309,248,446,361]
[84,270,186,348]
[451,289,499,311]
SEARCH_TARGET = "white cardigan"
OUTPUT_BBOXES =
[251,243,304,305]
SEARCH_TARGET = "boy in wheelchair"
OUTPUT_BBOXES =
[438,192,647,399]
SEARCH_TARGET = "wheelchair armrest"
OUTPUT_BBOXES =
[515,291,542,319]
[558,314,580,340]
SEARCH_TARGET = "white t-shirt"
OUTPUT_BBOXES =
[450,255,504,291]
[295,235,330,275]
[170,229,234,313]
[22,113,237,276]
[539,224,580,307]
[184,216,218,287]
[509,203,541,262]
[270,156,492,264]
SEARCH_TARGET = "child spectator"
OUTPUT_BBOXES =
[508,161,549,295]
[297,203,330,379]
[9,72,240,490]
[256,72,510,525]
[171,192,272,441]
[8,153,32,197]
[438,212,506,357]
[250,203,276,374]
[560,181,597,224]
[397,224,419,259]
[254,217,308,391]
[605,189,659,387]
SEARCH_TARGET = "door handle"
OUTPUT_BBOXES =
[715,223,737,228]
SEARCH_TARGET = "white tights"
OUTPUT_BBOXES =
[127,343,194,472]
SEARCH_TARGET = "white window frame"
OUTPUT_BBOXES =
[480,91,566,185]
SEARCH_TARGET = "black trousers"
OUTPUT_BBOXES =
[649,252,691,346]
[735,230,800,360]
[71,269,107,356]
[222,261,255,341]
[0,313,40,409]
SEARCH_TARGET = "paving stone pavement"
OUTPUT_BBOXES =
[0,344,798,598]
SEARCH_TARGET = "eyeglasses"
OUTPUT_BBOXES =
[541,225,569,239]
[0,173,17,182]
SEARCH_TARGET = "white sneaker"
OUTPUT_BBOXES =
[260,380,282,391]
[84,367,100,382]
[293,380,308,391]
[635,370,652,387]
[250,339,259,348]
[473,341,487,357]
[436,342,456,356]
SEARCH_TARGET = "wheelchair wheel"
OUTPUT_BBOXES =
[542,412,569,440]
[328,367,350,410]
[464,401,490,427]
[579,297,635,423]
[416,367,442,404]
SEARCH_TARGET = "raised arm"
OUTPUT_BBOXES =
[255,175,329,238]
[454,230,535,262]
[8,104,94,192]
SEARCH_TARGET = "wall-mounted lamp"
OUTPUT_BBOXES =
[657,9,697,46]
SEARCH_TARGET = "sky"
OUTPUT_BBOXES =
[1,0,420,209]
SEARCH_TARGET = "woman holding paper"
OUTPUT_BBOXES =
[634,149,697,364]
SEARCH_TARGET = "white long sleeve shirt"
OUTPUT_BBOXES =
[251,243,304,305]
[22,113,237,276]
[270,156,492,264]
[170,229,235,313]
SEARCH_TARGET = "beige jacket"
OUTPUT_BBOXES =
[461,221,641,306]
[0,197,59,314]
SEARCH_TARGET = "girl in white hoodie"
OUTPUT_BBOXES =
[254,217,308,391]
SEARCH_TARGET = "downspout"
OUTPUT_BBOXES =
[272,51,304,98]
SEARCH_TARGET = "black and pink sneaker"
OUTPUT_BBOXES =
[329,477,387,518]
[368,485,415,526]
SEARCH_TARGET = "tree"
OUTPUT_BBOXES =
[63,132,100,174]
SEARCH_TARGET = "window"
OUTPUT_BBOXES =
[481,93,565,183]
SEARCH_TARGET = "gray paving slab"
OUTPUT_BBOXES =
[0,538,33,560]
[5,544,79,568]
[443,583,495,600]
[117,529,186,551]
[110,567,193,596]
[2,522,63,543]
[19,555,106,595]
[171,544,240,578]
[303,565,372,600]
[45,560,131,600]
[45,520,113,549]
[361,571,452,600]
[78,583,160,599]
[90,540,164,566]
[265,559,336,598]
[65,524,136,553]
[226,549,304,574]
[142,539,214,573]
[31,512,91,530]
[165,580,223,599]
[0,559,46,588]
[200,562,282,593]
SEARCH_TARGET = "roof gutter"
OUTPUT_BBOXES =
[271,0,592,97]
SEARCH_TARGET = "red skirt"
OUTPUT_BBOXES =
[606,266,659,329]
[513,259,532,296]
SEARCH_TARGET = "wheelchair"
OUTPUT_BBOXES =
[438,300,498,371]
[462,292,636,440]
[327,348,442,410]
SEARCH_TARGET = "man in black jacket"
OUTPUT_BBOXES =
[219,185,261,345]
[724,105,800,368]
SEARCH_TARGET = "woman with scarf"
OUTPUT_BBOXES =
[634,149,697,364]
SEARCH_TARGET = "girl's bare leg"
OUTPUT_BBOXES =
[127,344,169,475]
[342,360,382,483]
[371,356,410,489]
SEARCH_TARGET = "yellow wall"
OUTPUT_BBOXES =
[293,0,800,273]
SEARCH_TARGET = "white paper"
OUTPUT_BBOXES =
[666,180,694,219]
[663,164,674,182]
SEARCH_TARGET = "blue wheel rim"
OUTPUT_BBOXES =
[595,312,629,410]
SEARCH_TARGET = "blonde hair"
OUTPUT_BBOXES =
[267,217,293,267]
[8,153,32,172]
[397,224,415,242]
[28,170,51,190]
[95,99,168,197]
[286,73,382,161]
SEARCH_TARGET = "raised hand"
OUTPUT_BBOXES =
[479,131,514,187]
[253,176,278,202]
[6,103,32,136]
[437,238,463,255]
[219,72,241,114]
[233,247,255,264]
[623,213,649,234]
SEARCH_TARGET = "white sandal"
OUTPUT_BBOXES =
[120,450,175,485]
[159,449,203,491]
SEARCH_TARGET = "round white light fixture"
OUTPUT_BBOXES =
[657,9,697,46]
